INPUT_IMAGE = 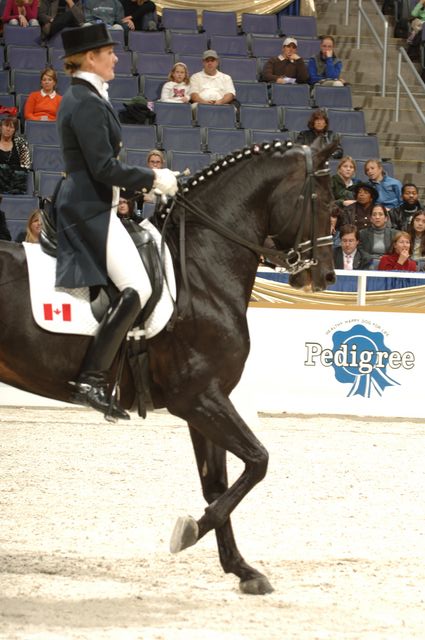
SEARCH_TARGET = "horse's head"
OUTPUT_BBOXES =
[267,140,337,292]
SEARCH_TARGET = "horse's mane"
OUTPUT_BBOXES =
[182,139,295,194]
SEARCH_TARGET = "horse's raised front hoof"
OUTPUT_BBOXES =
[169,515,199,554]
[239,575,274,595]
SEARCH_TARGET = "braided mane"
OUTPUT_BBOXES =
[182,139,295,194]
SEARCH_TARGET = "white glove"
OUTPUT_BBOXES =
[152,168,178,198]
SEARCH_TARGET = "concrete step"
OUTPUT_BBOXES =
[380,144,425,162]
[352,93,425,110]
[362,110,425,135]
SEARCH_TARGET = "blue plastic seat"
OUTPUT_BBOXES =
[279,15,318,38]
[35,170,63,199]
[282,107,313,132]
[314,85,353,109]
[25,120,59,146]
[121,124,157,150]
[241,13,279,36]
[31,145,64,172]
[125,149,152,166]
[234,82,269,105]
[2,195,39,237]
[219,57,258,82]
[327,109,366,134]
[209,34,249,57]
[56,73,71,94]
[167,150,212,174]
[154,102,193,126]
[296,38,321,59]
[134,52,174,76]
[141,75,167,101]
[205,128,249,154]
[202,10,238,37]
[113,50,134,75]
[174,54,202,76]
[128,30,167,53]
[250,129,293,144]
[161,8,199,33]
[12,70,43,94]
[158,125,203,152]
[239,105,282,131]
[0,70,10,93]
[195,104,237,129]
[168,32,208,56]
[0,93,15,107]
[270,84,311,107]
[48,47,64,70]
[6,45,47,71]
[340,135,380,160]
[108,75,140,100]
[3,24,41,46]
[249,35,283,58]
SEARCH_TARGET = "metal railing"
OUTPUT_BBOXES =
[356,0,389,97]
[395,47,425,124]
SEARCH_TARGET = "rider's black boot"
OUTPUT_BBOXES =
[71,287,141,420]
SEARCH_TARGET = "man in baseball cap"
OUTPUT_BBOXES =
[262,36,309,84]
[190,49,236,105]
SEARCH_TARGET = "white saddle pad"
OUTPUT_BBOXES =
[24,220,176,339]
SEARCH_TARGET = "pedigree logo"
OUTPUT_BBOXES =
[304,323,415,398]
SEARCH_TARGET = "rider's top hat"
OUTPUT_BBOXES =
[61,24,118,58]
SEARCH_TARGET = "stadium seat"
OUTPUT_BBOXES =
[134,52,174,76]
[313,85,353,109]
[141,75,167,101]
[128,30,167,53]
[112,50,134,75]
[3,24,41,46]
[202,10,238,37]
[250,129,293,144]
[48,47,64,70]
[167,150,212,174]
[270,83,311,107]
[204,128,249,154]
[154,101,193,126]
[125,149,152,166]
[195,104,237,129]
[174,54,202,76]
[340,134,381,160]
[6,45,47,71]
[35,170,63,199]
[12,70,43,94]
[161,8,199,33]
[279,15,318,38]
[121,124,157,150]
[2,194,39,240]
[158,125,204,152]
[0,47,3,68]
[296,38,321,59]
[239,105,282,131]
[209,34,249,57]
[219,57,258,82]
[31,145,64,172]
[241,13,279,36]
[108,75,140,100]
[327,109,366,134]
[0,70,10,93]
[282,107,313,132]
[234,81,269,105]
[168,32,208,56]
[249,35,284,58]
[25,120,59,146]
[56,73,71,94]
[0,93,15,107]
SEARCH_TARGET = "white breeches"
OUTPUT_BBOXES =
[106,209,152,309]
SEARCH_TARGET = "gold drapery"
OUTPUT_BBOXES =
[155,1,316,21]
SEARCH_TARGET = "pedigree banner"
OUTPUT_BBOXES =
[245,307,422,418]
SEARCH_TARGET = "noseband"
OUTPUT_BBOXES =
[168,143,332,276]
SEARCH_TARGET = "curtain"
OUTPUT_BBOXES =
[155,1,316,21]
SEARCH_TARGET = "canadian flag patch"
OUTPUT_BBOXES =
[43,303,72,322]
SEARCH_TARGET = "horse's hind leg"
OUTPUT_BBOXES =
[188,427,273,595]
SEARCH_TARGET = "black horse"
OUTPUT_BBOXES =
[0,141,336,595]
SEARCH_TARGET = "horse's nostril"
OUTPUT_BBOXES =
[326,271,336,284]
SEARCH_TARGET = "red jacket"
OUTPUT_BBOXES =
[2,0,39,22]
[378,252,417,272]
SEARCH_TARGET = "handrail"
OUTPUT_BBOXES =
[395,47,425,124]
[356,0,389,97]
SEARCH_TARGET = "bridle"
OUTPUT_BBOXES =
[166,143,333,276]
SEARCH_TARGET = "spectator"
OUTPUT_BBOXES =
[261,37,309,84]
[296,109,342,158]
[24,208,42,242]
[358,203,396,267]
[144,149,165,202]
[389,183,423,230]
[337,182,378,231]
[0,115,31,194]
[308,35,344,86]
[160,62,191,103]
[120,0,157,31]
[24,67,62,121]
[84,0,125,30]
[190,50,236,105]
[364,158,402,210]
[333,224,371,270]
[331,156,359,207]
[0,196,12,241]
[378,231,417,272]
[2,0,39,26]
[406,0,425,45]
[38,0,84,41]
[408,210,425,266]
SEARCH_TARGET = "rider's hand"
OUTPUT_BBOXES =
[152,168,178,198]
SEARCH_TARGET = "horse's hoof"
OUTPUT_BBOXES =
[240,575,274,595]
[169,515,199,554]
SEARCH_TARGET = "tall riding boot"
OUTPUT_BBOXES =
[71,287,141,420]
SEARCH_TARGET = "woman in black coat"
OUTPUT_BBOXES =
[0,198,12,241]
[296,109,342,158]
[56,23,177,420]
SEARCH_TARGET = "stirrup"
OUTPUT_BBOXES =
[69,380,130,421]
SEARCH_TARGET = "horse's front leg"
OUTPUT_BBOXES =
[187,426,273,595]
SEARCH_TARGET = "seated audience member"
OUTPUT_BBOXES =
[0,115,31,194]
[2,0,39,26]
[364,158,402,210]
[120,0,156,31]
[406,0,425,45]
[261,37,309,84]
[190,50,236,105]
[378,231,417,272]
[17,208,42,243]
[24,67,62,121]
[160,62,191,103]
[0,197,12,241]
[336,182,378,231]
[389,183,423,230]
[408,210,425,267]
[333,224,372,270]
[84,0,125,29]
[296,109,342,158]
[358,204,396,267]
[38,0,84,41]
[308,35,344,86]
[331,156,358,207]
[143,149,165,203]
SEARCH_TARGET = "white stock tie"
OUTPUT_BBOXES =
[344,253,353,270]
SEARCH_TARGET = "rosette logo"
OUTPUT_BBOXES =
[304,324,415,398]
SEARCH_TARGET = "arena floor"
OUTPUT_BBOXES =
[1,407,424,639]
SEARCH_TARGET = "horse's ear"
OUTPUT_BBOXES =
[313,138,341,168]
